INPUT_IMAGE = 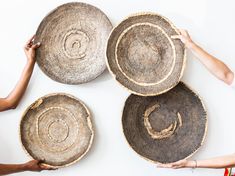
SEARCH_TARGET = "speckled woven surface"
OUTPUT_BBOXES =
[122,82,207,163]
[35,2,112,84]
[20,93,94,167]
[106,13,186,96]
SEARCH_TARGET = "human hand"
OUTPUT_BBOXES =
[157,159,196,169]
[23,160,57,172]
[24,35,41,63]
[171,29,194,48]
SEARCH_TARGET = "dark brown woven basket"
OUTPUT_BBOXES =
[122,82,207,163]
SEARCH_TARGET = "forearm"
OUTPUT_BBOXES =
[0,36,40,112]
[0,163,28,175]
[186,154,235,169]
[3,61,35,110]
[189,42,234,84]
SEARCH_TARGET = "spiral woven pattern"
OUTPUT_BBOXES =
[35,2,112,84]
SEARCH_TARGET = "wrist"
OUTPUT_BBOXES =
[186,160,197,168]
[26,59,35,67]
[27,57,36,64]
[185,41,196,49]
[19,163,30,171]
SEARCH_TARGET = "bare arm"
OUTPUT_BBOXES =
[0,35,40,112]
[172,29,234,85]
[157,153,235,169]
[0,160,55,175]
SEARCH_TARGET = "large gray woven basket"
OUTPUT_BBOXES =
[35,2,113,84]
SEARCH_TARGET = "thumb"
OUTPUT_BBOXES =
[32,42,41,49]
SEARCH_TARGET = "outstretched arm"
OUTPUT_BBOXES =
[172,29,234,85]
[157,153,235,169]
[0,160,55,175]
[0,35,40,112]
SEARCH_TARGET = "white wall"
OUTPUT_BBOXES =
[0,0,235,175]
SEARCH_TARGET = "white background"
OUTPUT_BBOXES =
[0,0,235,175]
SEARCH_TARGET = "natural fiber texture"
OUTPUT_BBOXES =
[35,2,112,84]
[20,93,94,167]
[106,13,186,96]
[122,82,207,163]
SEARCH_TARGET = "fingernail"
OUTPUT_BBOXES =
[37,42,41,45]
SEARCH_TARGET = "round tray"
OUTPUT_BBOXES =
[122,82,207,163]
[106,13,186,96]
[35,2,113,84]
[20,93,94,167]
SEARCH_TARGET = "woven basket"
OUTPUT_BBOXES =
[35,2,113,84]
[122,82,207,163]
[106,12,186,96]
[20,93,94,167]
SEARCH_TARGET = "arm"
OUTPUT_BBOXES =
[157,153,235,169]
[171,29,234,85]
[0,35,40,112]
[0,160,55,175]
